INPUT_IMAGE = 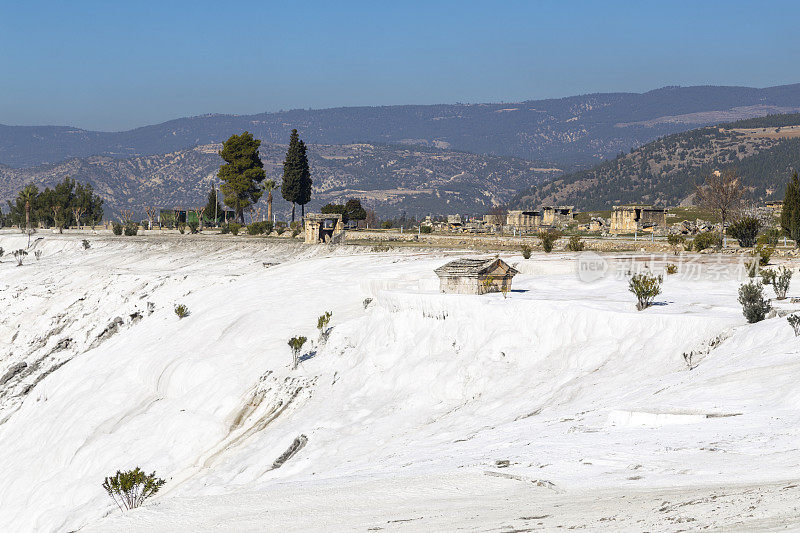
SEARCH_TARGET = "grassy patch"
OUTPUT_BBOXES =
[667,206,719,223]
[574,210,612,224]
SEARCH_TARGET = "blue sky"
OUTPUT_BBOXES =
[2,0,799,131]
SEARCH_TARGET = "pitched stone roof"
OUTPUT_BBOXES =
[434,258,519,278]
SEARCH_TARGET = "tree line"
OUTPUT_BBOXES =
[1,128,367,230]
[2,178,104,230]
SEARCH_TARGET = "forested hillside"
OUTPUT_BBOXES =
[510,120,800,211]
[0,143,558,218]
[722,113,800,129]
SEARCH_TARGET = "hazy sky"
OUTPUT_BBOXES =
[2,0,799,131]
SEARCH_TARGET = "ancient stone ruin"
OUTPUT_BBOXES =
[434,258,519,295]
[610,205,667,234]
[304,213,345,244]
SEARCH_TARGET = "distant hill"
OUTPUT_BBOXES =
[0,143,559,219]
[3,84,800,168]
[509,116,800,211]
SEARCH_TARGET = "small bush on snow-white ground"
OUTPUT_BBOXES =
[773,266,793,300]
[738,280,771,323]
[628,272,662,310]
[102,468,164,511]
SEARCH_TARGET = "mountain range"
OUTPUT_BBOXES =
[3,84,800,217]
[3,84,800,169]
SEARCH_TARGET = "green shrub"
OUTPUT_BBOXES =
[727,217,762,248]
[219,224,230,234]
[773,266,793,300]
[567,235,585,252]
[521,245,532,259]
[667,234,686,246]
[275,223,286,235]
[758,228,781,246]
[288,335,307,369]
[761,268,776,285]
[174,303,190,318]
[82,239,91,250]
[756,244,773,266]
[744,259,758,278]
[420,225,433,234]
[539,229,561,253]
[247,222,263,235]
[228,223,241,236]
[692,231,721,251]
[628,272,663,311]
[262,221,274,235]
[177,221,186,234]
[123,222,138,236]
[317,311,332,342]
[665,263,678,275]
[291,227,301,238]
[381,220,393,229]
[112,222,123,235]
[788,314,800,336]
[187,220,199,234]
[738,280,771,323]
[102,467,165,511]
[13,249,27,266]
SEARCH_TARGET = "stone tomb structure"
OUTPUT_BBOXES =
[434,258,519,295]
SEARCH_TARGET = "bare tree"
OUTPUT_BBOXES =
[364,209,378,229]
[695,170,743,246]
[263,179,278,222]
[144,206,159,230]
[194,207,206,230]
[119,209,135,224]
[72,205,86,230]
[52,205,65,233]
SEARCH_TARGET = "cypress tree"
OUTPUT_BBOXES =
[792,200,800,244]
[282,129,311,222]
[781,172,800,235]
[218,132,266,223]
[296,140,312,219]
[203,186,223,225]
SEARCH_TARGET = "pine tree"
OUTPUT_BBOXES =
[218,132,266,223]
[281,129,311,222]
[345,198,367,222]
[781,172,800,235]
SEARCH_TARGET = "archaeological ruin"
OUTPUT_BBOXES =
[610,205,667,234]
[434,258,519,295]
